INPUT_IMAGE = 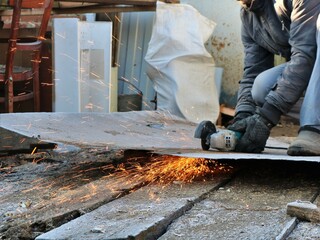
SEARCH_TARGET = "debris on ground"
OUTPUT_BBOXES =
[287,200,320,223]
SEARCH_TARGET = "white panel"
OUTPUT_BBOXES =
[52,18,80,112]
[79,22,112,112]
[53,19,112,113]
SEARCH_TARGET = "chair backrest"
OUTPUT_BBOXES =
[8,0,53,41]
[2,0,53,112]
[5,0,53,74]
[8,0,51,8]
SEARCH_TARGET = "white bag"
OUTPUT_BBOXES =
[145,2,220,123]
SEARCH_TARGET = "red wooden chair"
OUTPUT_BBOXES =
[0,0,53,112]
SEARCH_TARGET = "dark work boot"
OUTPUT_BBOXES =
[287,130,320,156]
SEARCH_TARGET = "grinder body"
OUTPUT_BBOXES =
[209,129,241,151]
[194,120,242,151]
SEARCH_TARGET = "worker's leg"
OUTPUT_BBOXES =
[288,14,320,156]
[251,63,286,106]
[299,16,320,131]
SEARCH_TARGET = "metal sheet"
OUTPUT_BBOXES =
[0,127,56,153]
[154,138,320,162]
[1,112,319,162]
[155,148,320,163]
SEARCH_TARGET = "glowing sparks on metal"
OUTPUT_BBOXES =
[111,155,232,186]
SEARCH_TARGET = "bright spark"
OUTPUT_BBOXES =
[111,155,232,186]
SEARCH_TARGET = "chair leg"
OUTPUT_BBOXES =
[5,77,14,113]
[33,67,40,112]
[5,41,15,113]
[33,50,41,112]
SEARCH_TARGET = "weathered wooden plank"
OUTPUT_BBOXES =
[285,194,320,239]
[0,149,142,239]
[158,162,320,240]
[52,5,155,14]
[275,218,299,240]
[57,0,157,5]
[36,176,232,239]
[287,201,320,223]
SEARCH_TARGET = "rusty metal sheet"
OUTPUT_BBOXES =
[0,126,56,154]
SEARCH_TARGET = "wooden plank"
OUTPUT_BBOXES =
[52,5,155,13]
[220,104,235,117]
[57,0,157,5]
[159,162,320,240]
[14,0,51,9]
[0,5,150,14]
[0,149,145,239]
[36,176,233,240]
[0,0,170,16]
[287,201,320,223]
[0,9,43,16]
[53,0,179,14]
[286,195,320,239]
[275,218,299,240]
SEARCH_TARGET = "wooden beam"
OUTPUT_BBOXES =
[287,201,320,222]
[220,104,235,117]
[57,0,157,5]
[160,0,180,2]
[52,5,156,14]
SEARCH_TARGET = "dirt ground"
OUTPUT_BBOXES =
[271,116,300,138]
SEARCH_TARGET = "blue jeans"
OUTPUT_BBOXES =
[251,15,320,131]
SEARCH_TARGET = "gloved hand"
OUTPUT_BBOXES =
[228,111,253,126]
[225,111,253,128]
[228,113,274,153]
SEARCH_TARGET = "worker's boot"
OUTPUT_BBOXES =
[287,129,320,156]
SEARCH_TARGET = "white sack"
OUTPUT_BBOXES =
[145,2,220,123]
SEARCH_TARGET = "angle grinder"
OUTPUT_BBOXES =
[194,120,242,151]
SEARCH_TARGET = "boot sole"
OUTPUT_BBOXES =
[287,146,320,156]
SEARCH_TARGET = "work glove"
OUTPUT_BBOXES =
[228,113,274,153]
[231,111,253,123]
[225,111,253,128]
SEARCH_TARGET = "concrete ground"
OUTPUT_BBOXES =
[0,111,319,240]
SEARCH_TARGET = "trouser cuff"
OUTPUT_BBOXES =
[299,125,320,134]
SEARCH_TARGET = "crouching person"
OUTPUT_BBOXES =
[228,0,320,156]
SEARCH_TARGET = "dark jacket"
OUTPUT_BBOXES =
[236,0,320,125]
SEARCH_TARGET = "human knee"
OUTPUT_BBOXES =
[251,76,268,106]
[251,65,284,106]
